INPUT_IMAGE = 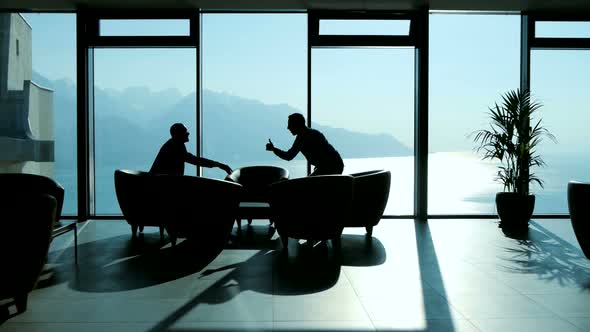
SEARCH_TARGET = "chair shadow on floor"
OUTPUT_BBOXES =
[226,223,387,266]
[200,224,387,295]
[148,228,387,331]
[500,220,590,290]
[31,219,462,332]
[34,222,390,331]
[37,223,386,294]
[338,233,387,267]
[37,231,226,293]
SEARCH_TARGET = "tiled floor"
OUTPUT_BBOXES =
[1,218,589,331]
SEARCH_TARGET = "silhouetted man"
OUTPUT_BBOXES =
[266,113,344,176]
[150,123,232,176]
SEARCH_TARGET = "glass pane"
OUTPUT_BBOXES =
[0,13,77,217]
[313,48,415,216]
[535,21,590,38]
[320,19,410,36]
[93,48,196,214]
[531,50,590,214]
[202,14,307,180]
[428,14,520,215]
[100,19,190,36]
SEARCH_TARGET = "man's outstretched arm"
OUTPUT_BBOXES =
[266,139,299,161]
[185,153,232,174]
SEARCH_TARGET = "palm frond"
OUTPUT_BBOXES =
[471,89,557,194]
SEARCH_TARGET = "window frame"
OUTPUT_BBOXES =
[78,10,200,218]
[529,13,590,49]
[309,10,429,218]
[309,11,420,47]
[85,10,199,48]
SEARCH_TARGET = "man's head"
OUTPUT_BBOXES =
[170,123,189,142]
[287,113,306,136]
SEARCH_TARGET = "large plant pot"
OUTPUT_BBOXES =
[567,181,590,259]
[496,192,535,231]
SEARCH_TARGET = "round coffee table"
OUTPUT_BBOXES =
[225,166,289,230]
[237,202,273,228]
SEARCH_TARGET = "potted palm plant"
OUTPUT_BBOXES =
[471,89,556,231]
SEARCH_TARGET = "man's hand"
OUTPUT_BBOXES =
[266,139,274,151]
[218,163,232,175]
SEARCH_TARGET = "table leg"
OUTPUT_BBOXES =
[74,224,78,265]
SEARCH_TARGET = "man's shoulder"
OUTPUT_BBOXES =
[162,139,186,152]
[307,128,327,139]
[300,127,319,136]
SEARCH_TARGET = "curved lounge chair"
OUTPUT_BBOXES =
[114,170,166,240]
[114,170,243,247]
[0,173,77,264]
[1,192,56,316]
[568,181,590,259]
[346,170,391,236]
[161,174,243,246]
[0,173,64,226]
[225,166,289,202]
[269,174,354,250]
[225,166,289,226]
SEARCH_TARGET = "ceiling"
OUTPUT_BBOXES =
[4,0,590,13]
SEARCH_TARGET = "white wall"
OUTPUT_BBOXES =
[27,80,54,177]
[6,14,31,92]
[28,80,53,141]
[0,15,53,178]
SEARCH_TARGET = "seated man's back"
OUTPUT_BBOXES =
[150,138,187,176]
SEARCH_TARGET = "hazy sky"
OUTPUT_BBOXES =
[22,12,590,152]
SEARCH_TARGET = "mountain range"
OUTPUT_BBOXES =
[33,72,412,169]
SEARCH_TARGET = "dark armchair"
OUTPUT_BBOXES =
[114,170,243,247]
[346,170,391,236]
[225,166,289,227]
[161,175,243,247]
[0,173,76,263]
[225,166,289,202]
[1,192,56,317]
[114,170,166,240]
[269,174,354,250]
[567,181,590,259]
[0,173,64,225]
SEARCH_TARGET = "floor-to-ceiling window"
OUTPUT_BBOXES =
[428,13,520,215]
[74,11,590,219]
[93,49,197,214]
[311,14,418,216]
[530,20,590,214]
[1,13,78,216]
[89,17,197,215]
[313,48,415,215]
[201,13,308,180]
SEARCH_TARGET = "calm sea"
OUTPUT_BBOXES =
[54,151,589,217]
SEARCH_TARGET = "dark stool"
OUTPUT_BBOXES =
[225,166,289,230]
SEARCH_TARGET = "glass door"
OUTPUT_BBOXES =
[84,14,198,216]
[309,12,421,216]
[201,14,308,180]
[531,49,590,214]
[312,47,415,215]
[92,48,197,214]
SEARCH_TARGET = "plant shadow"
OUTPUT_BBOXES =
[500,220,590,290]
